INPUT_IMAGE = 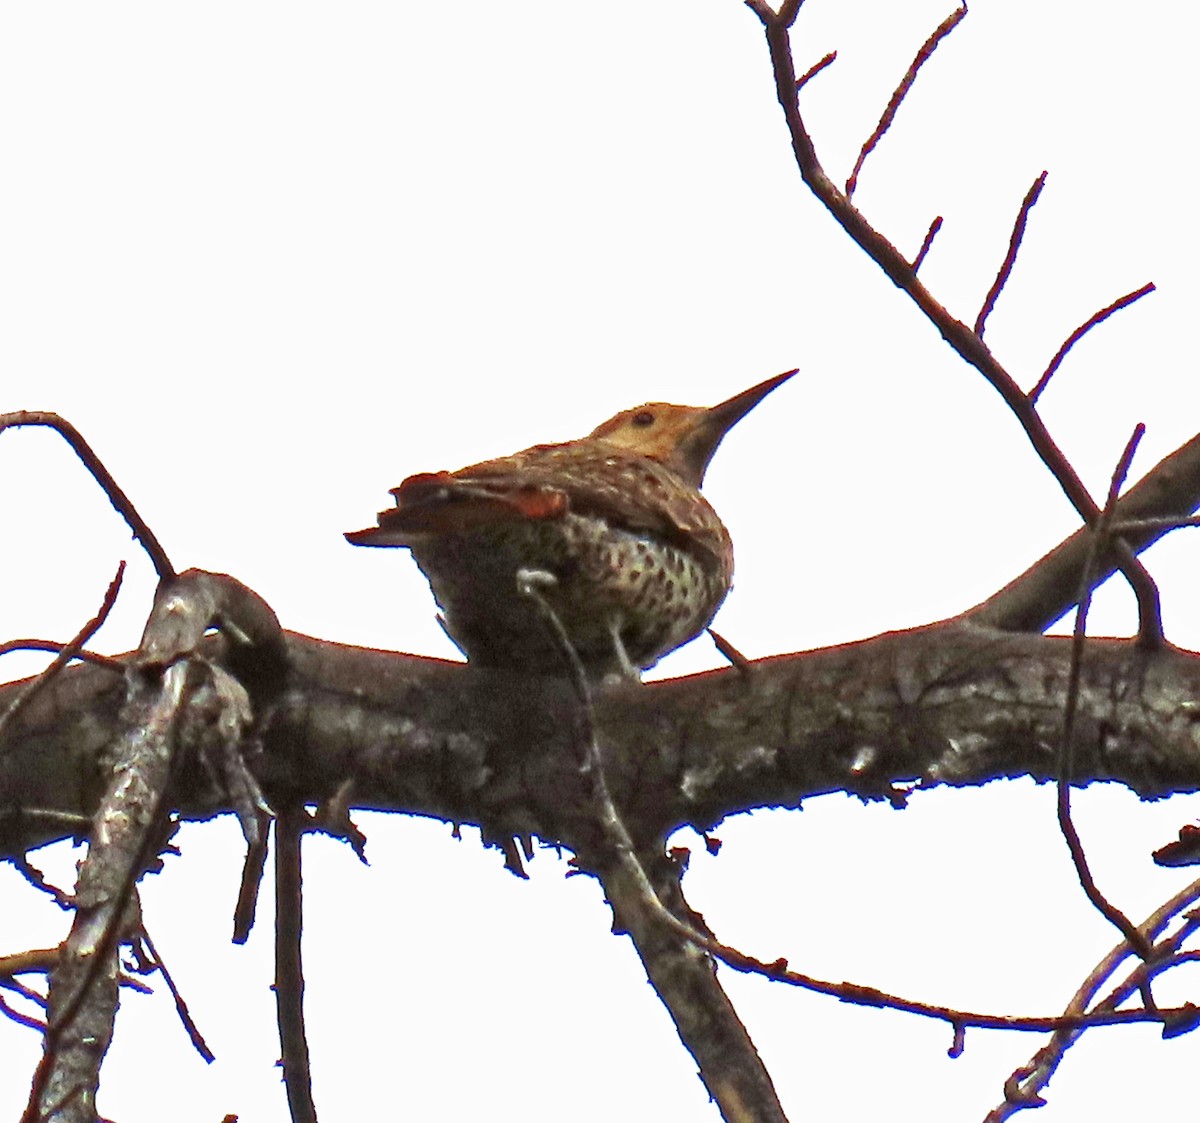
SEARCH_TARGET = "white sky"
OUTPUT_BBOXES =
[1,1,1198,1119]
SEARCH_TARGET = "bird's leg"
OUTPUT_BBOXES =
[517,568,641,682]
[606,614,641,682]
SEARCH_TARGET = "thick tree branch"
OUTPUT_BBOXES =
[593,852,788,1123]
[4,623,1200,866]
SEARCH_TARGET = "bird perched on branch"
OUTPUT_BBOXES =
[346,370,795,678]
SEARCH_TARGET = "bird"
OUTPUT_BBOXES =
[346,370,795,678]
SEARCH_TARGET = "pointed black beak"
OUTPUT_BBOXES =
[680,368,798,486]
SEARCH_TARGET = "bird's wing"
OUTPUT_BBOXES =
[345,468,568,545]
[346,442,731,571]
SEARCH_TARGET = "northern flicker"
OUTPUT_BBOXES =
[346,370,795,677]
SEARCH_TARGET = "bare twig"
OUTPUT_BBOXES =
[1029,283,1156,404]
[0,412,175,581]
[796,50,836,90]
[0,993,47,1033]
[11,856,73,910]
[911,215,943,272]
[274,807,318,1123]
[0,562,126,745]
[137,926,214,1064]
[2,948,59,980]
[989,877,1200,1120]
[1057,425,1154,958]
[975,171,1047,336]
[0,640,122,671]
[707,628,755,676]
[233,811,273,944]
[588,797,1197,1041]
[845,4,967,198]
[1113,514,1200,534]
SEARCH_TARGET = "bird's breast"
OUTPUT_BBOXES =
[408,510,732,673]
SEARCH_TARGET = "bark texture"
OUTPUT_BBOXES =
[3,622,1198,864]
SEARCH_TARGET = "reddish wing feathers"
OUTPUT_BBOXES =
[347,472,567,543]
[349,440,731,572]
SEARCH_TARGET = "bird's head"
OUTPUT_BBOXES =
[588,369,797,488]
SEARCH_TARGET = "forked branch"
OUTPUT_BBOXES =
[743,3,1164,648]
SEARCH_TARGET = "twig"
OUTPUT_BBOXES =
[911,215,943,272]
[989,877,1200,1120]
[232,812,272,944]
[0,412,175,581]
[0,993,46,1033]
[11,856,73,910]
[1029,283,1156,404]
[137,926,214,1063]
[0,562,126,745]
[845,4,967,198]
[795,50,836,90]
[275,807,318,1123]
[1057,424,1154,958]
[0,640,122,671]
[1113,514,1200,534]
[975,171,1047,336]
[707,628,755,676]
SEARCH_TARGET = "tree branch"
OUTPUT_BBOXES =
[5,621,1200,868]
[745,6,1164,648]
[964,429,1200,632]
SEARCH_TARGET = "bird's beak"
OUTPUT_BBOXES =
[682,368,798,485]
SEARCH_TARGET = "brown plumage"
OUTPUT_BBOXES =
[346,370,795,677]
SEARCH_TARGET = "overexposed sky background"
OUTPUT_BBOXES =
[2,1,1198,1119]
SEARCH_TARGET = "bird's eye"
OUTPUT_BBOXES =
[632,410,655,428]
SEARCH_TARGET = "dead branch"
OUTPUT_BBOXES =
[845,4,966,198]
[1056,426,1154,957]
[988,877,1200,1120]
[975,171,1046,336]
[0,412,174,582]
[0,562,125,743]
[911,215,942,272]
[274,807,318,1123]
[1029,282,1157,404]
[743,3,1164,649]
[20,570,285,1123]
